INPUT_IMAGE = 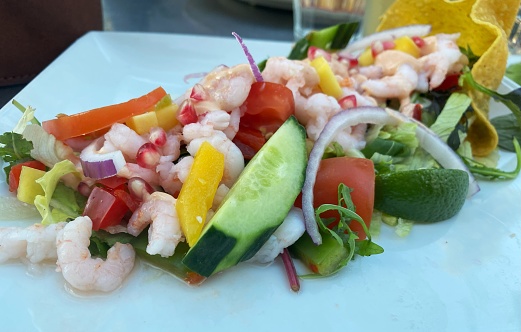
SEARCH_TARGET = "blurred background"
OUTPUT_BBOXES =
[0,0,296,106]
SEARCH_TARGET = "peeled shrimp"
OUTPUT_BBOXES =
[56,216,135,292]
[127,192,183,258]
[102,123,147,161]
[248,207,306,264]
[420,33,468,89]
[0,222,66,264]
[117,163,161,187]
[156,156,194,196]
[361,63,419,106]
[198,63,256,112]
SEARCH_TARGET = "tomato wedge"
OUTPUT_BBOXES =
[239,81,295,135]
[42,86,167,141]
[296,157,375,240]
[232,126,266,160]
[8,160,46,192]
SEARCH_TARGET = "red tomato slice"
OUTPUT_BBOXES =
[83,186,129,231]
[296,157,375,240]
[42,86,167,141]
[232,126,266,160]
[8,160,46,192]
[239,81,295,135]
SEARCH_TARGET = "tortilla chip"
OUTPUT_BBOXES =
[376,0,521,156]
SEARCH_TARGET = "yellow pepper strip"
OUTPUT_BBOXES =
[176,141,225,246]
[310,56,343,99]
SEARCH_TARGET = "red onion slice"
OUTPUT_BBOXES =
[232,32,264,82]
[80,138,127,179]
[303,106,478,245]
[342,24,432,55]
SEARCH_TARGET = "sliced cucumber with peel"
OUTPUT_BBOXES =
[182,116,307,277]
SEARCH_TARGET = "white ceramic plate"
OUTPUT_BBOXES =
[1,32,520,332]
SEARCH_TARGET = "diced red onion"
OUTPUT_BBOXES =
[302,106,478,245]
[342,24,432,55]
[232,32,264,82]
[128,177,154,201]
[80,138,127,179]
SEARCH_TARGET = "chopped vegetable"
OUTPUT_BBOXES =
[8,160,46,192]
[42,87,167,141]
[16,166,46,204]
[310,56,343,99]
[176,141,225,246]
[83,186,130,231]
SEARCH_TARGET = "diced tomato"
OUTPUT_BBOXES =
[113,189,140,212]
[295,157,375,240]
[433,73,461,91]
[83,186,130,231]
[232,126,266,160]
[96,176,129,190]
[8,160,46,192]
[239,82,295,135]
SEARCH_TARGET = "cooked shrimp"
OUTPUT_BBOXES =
[127,192,182,257]
[222,107,241,140]
[117,163,161,187]
[0,222,66,264]
[199,63,256,112]
[374,50,421,76]
[186,130,244,187]
[248,207,306,264]
[361,63,419,106]
[156,156,194,196]
[102,123,147,161]
[212,184,230,211]
[419,33,468,89]
[303,93,342,142]
[200,110,231,131]
[159,130,182,163]
[56,216,135,292]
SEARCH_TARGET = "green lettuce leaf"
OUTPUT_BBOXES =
[34,159,81,224]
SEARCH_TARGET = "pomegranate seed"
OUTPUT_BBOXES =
[411,36,425,48]
[307,46,331,61]
[412,104,422,121]
[338,95,357,109]
[371,41,384,58]
[128,177,154,201]
[177,99,198,125]
[136,143,161,169]
[149,127,167,147]
[339,53,359,68]
[382,40,395,50]
[190,84,207,101]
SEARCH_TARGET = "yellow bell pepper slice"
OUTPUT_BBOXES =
[176,141,225,246]
[310,56,343,99]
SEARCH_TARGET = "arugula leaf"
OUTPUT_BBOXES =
[460,137,521,179]
[491,114,521,152]
[459,46,480,69]
[311,184,383,275]
[459,68,521,126]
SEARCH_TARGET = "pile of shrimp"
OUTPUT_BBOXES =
[1,32,465,293]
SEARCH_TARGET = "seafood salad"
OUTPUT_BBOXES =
[1,0,521,297]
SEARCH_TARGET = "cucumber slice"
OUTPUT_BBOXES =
[182,116,307,277]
